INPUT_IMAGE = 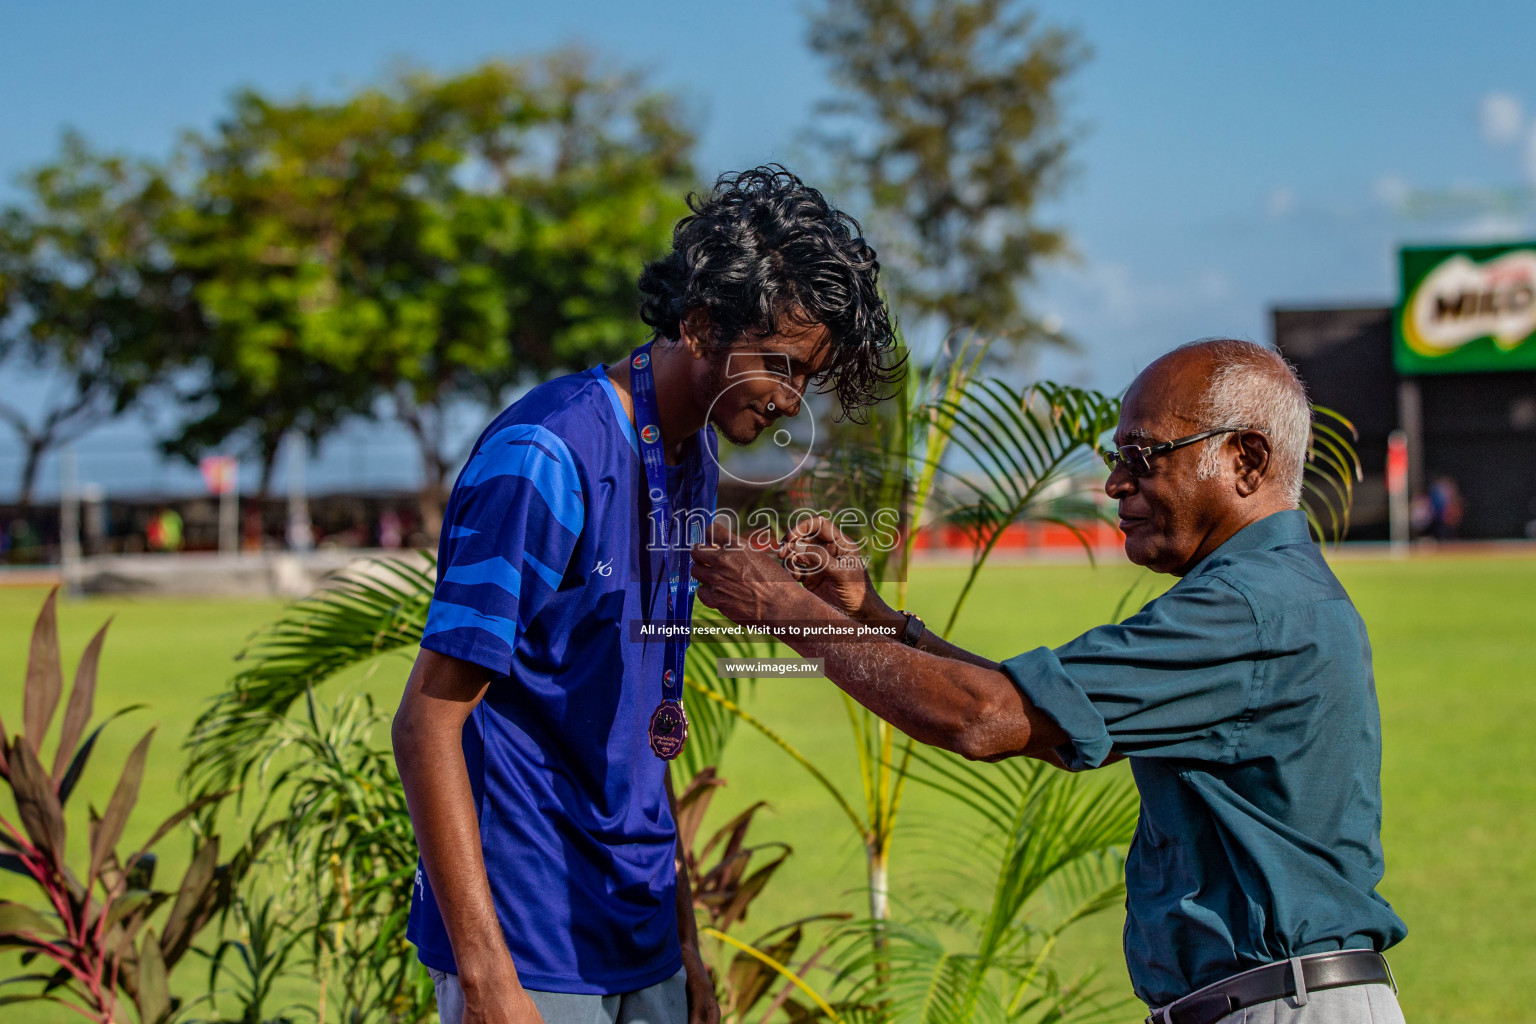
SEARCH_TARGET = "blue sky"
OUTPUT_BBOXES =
[4,0,1536,499]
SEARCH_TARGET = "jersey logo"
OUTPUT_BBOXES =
[594,558,614,576]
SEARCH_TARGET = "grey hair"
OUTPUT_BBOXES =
[1177,338,1311,507]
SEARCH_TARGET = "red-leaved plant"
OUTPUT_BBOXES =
[676,767,848,1024]
[0,589,258,1024]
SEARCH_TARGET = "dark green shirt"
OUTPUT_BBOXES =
[1001,510,1406,1007]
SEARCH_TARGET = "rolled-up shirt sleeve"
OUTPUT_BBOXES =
[1000,574,1263,770]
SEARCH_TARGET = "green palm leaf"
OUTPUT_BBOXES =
[823,747,1139,1024]
[1301,406,1362,546]
[677,613,766,780]
[185,553,755,801]
[183,556,434,800]
[926,379,1120,636]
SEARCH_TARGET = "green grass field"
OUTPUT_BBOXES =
[2,551,1533,1023]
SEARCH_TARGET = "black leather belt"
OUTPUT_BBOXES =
[1145,950,1394,1024]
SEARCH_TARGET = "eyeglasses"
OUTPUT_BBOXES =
[1099,426,1252,477]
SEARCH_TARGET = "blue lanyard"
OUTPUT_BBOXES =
[628,341,693,704]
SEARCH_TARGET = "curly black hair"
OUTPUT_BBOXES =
[638,165,903,415]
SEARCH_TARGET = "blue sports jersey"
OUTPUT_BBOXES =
[406,365,718,994]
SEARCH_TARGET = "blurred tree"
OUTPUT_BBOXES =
[171,50,695,528]
[0,135,194,509]
[807,0,1087,348]
[156,348,368,500]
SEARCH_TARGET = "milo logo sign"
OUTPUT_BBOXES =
[1397,243,1536,374]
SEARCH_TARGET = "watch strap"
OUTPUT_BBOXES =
[899,611,925,647]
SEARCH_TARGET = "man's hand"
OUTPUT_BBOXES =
[461,970,546,1024]
[681,945,720,1024]
[692,521,811,624]
[780,516,899,626]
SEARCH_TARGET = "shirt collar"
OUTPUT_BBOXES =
[591,366,639,454]
[1186,509,1311,577]
[591,364,712,472]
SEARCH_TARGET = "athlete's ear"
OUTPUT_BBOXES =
[679,310,713,358]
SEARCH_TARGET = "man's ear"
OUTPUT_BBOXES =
[679,310,713,358]
[1233,430,1272,497]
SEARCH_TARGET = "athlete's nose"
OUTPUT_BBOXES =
[770,382,803,417]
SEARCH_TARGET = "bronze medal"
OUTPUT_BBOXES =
[647,698,689,760]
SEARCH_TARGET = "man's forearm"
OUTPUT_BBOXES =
[774,589,1060,761]
[394,704,518,986]
[913,628,1000,669]
[665,775,702,954]
[692,525,1067,764]
[863,605,1001,670]
[673,843,701,950]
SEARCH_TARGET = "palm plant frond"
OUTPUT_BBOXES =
[1301,405,1362,546]
[243,688,428,1024]
[182,556,436,801]
[925,379,1120,637]
[705,926,846,1024]
[683,672,864,834]
[821,746,1140,1024]
[676,614,768,783]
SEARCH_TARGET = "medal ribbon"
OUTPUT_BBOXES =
[628,342,693,708]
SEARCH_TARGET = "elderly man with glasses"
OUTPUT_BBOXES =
[690,338,1407,1024]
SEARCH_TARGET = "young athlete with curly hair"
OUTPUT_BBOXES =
[393,166,899,1024]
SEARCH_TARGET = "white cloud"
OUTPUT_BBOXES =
[1372,174,1410,209]
[1266,187,1298,217]
[1031,257,1264,391]
[1042,261,1241,335]
[1480,92,1524,146]
[1449,211,1532,242]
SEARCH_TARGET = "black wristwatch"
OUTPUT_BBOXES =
[898,610,925,647]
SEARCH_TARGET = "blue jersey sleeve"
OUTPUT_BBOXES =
[421,422,585,676]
